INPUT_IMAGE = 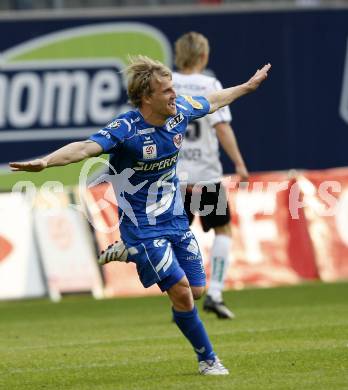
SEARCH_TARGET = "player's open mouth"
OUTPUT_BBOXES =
[169,101,175,109]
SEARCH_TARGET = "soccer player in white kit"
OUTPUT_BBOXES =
[173,32,249,319]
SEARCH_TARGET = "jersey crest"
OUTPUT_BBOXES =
[173,133,183,149]
[143,144,157,159]
[106,119,121,129]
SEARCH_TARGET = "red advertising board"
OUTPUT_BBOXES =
[299,168,348,281]
[214,174,316,288]
[83,169,348,297]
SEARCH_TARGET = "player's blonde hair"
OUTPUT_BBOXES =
[125,55,172,108]
[174,31,210,71]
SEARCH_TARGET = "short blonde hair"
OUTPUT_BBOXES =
[174,31,210,71]
[125,55,172,108]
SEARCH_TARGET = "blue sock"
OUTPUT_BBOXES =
[172,306,215,362]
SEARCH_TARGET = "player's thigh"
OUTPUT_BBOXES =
[199,182,231,232]
[171,230,206,289]
[126,238,185,292]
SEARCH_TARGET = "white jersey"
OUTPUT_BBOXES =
[173,72,232,184]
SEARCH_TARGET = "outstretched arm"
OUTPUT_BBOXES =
[207,63,271,113]
[9,140,103,172]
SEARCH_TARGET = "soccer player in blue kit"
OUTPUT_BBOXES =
[10,56,271,375]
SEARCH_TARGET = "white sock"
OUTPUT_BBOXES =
[207,234,232,302]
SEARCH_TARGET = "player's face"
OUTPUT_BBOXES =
[149,77,177,118]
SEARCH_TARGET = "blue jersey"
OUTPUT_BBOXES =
[89,95,210,243]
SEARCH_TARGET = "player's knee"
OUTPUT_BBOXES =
[191,286,205,300]
[167,277,194,311]
[174,288,194,311]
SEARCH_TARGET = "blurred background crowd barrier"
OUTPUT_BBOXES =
[1,168,348,301]
[1,3,348,300]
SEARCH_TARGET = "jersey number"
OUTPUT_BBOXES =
[146,168,176,219]
[185,121,201,141]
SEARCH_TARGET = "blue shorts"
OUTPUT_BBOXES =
[125,230,206,292]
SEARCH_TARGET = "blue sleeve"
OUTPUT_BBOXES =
[176,95,210,121]
[88,118,130,153]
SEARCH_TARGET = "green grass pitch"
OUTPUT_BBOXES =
[0,282,347,389]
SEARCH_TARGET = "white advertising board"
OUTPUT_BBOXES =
[34,193,103,301]
[0,193,46,299]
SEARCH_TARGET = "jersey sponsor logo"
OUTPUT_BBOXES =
[143,144,157,159]
[166,112,184,131]
[106,120,121,129]
[173,133,183,149]
[133,152,178,172]
[182,95,203,110]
